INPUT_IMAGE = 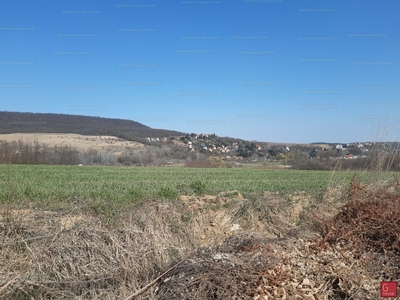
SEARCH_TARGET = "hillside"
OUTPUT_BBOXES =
[1,112,398,171]
[0,111,183,142]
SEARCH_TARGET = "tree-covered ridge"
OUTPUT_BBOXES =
[0,111,183,142]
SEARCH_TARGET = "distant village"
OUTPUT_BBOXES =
[144,133,393,162]
[1,112,397,169]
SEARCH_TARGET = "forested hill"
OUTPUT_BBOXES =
[0,111,183,142]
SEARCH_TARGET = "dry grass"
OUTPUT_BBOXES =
[1,176,399,299]
[0,133,145,152]
[0,203,194,299]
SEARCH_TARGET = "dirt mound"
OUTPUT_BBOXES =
[153,178,400,299]
[179,190,244,210]
[152,230,380,299]
[154,233,279,299]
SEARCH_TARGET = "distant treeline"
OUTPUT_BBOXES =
[0,140,80,165]
[0,140,204,166]
[290,149,400,172]
[0,111,183,143]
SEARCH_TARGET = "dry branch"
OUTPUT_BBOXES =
[124,259,186,300]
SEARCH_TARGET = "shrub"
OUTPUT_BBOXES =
[157,186,179,201]
[190,180,208,195]
[207,156,226,168]
[312,176,400,270]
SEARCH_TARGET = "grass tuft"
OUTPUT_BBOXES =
[190,180,208,195]
[157,186,179,201]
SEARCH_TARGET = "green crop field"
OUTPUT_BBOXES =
[1,165,395,206]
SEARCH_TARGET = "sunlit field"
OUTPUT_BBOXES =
[0,164,394,205]
[1,165,399,299]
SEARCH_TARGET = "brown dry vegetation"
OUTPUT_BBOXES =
[0,178,399,299]
[0,133,146,152]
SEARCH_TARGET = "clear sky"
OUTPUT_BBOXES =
[1,0,399,143]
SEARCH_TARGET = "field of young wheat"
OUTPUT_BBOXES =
[0,164,392,207]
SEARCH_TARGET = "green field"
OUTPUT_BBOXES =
[1,165,395,206]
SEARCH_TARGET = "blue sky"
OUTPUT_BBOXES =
[1,0,399,143]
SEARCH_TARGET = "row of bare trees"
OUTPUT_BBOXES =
[290,148,400,172]
[0,140,204,166]
[0,140,79,165]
